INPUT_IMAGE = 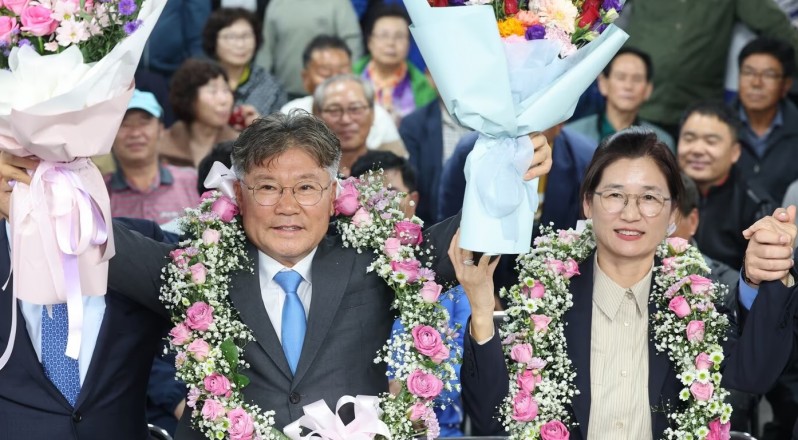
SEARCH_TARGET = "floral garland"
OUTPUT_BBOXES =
[160,170,459,440]
[499,221,732,439]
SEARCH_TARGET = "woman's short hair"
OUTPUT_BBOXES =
[202,7,263,59]
[579,127,684,218]
[169,59,229,124]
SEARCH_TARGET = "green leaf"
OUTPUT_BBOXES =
[234,373,250,389]
[220,338,239,368]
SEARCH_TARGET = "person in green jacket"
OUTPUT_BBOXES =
[354,4,436,126]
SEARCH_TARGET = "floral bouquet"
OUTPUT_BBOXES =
[0,0,165,367]
[404,0,627,254]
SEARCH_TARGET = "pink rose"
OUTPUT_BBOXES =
[412,325,445,357]
[169,323,191,345]
[202,228,221,245]
[429,344,450,364]
[406,369,444,399]
[186,387,201,408]
[662,256,679,276]
[201,399,226,421]
[528,357,547,371]
[510,343,534,364]
[706,418,731,440]
[689,381,714,401]
[391,259,421,283]
[227,407,255,440]
[668,296,691,319]
[186,301,215,331]
[558,229,578,244]
[200,190,216,200]
[4,0,28,15]
[383,237,401,257]
[695,352,713,370]
[524,280,545,299]
[351,207,372,227]
[394,220,423,245]
[540,420,570,440]
[204,372,232,397]
[190,262,207,285]
[562,258,580,279]
[187,339,211,361]
[545,259,565,275]
[666,237,690,253]
[170,248,188,267]
[688,274,713,295]
[516,369,541,393]
[0,16,18,45]
[686,320,705,343]
[511,392,538,422]
[419,280,443,303]
[334,178,360,216]
[408,401,427,421]
[20,5,57,37]
[211,195,239,222]
[531,314,552,332]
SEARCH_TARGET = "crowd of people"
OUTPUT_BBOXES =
[4,0,798,439]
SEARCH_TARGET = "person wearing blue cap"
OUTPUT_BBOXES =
[105,90,201,226]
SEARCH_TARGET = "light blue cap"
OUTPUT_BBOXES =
[127,89,163,118]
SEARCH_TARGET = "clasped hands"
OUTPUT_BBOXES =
[743,206,797,287]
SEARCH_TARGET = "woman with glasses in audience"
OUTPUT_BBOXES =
[203,8,287,117]
[452,128,796,439]
[159,59,260,168]
[354,5,436,126]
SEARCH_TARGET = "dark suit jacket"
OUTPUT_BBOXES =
[0,219,167,440]
[399,100,444,225]
[107,214,459,435]
[462,253,796,438]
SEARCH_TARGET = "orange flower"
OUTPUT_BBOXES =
[497,17,526,38]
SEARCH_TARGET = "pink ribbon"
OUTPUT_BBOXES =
[203,162,238,202]
[283,395,392,440]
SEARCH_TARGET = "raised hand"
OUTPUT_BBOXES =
[448,229,500,341]
[522,132,552,181]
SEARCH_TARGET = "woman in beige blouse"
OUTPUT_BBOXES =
[159,59,258,168]
[455,128,793,439]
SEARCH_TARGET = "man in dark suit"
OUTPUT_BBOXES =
[0,207,170,438]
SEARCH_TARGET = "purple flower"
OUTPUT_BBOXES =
[525,24,546,40]
[591,22,608,33]
[449,0,465,4]
[119,0,138,16]
[17,38,31,48]
[602,0,622,11]
[123,19,142,35]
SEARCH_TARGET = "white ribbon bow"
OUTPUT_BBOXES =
[284,395,392,440]
[203,161,238,202]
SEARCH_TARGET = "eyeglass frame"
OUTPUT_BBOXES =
[239,179,334,206]
[319,103,372,121]
[592,190,672,217]
[218,32,256,44]
[739,67,785,84]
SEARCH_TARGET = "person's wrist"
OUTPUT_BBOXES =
[470,313,494,341]
[742,256,760,287]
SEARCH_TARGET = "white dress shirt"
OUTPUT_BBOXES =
[258,248,316,342]
[7,224,105,385]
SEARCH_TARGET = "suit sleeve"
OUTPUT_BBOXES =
[108,221,174,320]
[462,321,509,435]
[721,258,798,394]
[423,211,461,286]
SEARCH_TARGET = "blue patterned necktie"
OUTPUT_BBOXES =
[274,270,305,375]
[41,304,81,406]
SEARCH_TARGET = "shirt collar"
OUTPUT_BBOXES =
[592,253,652,320]
[739,103,784,133]
[110,163,174,191]
[258,247,317,285]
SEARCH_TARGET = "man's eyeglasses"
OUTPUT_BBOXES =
[241,180,332,206]
[320,104,370,121]
[740,68,784,84]
[593,191,671,217]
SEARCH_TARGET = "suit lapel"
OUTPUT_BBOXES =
[647,257,671,410]
[228,241,292,380]
[291,236,354,385]
[564,253,595,439]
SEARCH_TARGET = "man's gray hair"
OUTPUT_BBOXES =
[312,74,375,112]
[231,111,342,180]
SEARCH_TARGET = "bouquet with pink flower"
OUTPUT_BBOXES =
[0,0,165,369]
[404,0,626,255]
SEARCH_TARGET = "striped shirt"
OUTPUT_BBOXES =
[105,164,200,225]
[589,255,653,440]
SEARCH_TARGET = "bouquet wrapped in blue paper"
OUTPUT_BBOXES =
[405,0,628,254]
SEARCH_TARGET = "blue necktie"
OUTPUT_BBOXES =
[41,304,81,406]
[274,270,305,374]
